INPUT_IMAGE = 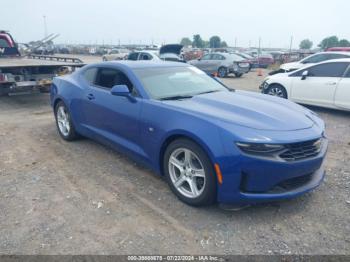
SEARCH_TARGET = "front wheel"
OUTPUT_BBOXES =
[55,101,79,141]
[265,84,287,99]
[163,139,217,206]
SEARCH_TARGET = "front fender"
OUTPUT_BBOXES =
[140,100,226,174]
[158,129,219,168]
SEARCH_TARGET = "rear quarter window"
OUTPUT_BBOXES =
[83,68,98,84]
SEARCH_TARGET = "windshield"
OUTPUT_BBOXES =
[133,66,228,100]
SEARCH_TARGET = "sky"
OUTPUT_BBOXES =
[1,0,349,48]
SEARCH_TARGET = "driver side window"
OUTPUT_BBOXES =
[212,54,225,60]
[201,54,211,60]
[94,68,138,96]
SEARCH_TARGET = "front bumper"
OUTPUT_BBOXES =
[259,80,269,91]
[216,139,327,204]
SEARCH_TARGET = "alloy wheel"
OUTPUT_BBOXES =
[168,148,206,198]
[268,87,285,98]
[56,105,70,136]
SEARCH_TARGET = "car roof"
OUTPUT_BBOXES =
[89,60,189,69]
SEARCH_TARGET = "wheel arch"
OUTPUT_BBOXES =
[158,132,216,177]
[53,97,63,111]
[266,83,289,98]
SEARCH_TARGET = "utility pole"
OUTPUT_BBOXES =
[289,36,293,53]
[258,37,261,65]
[43,15,48,38]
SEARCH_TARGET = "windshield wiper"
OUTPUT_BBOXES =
[160,95,193,101]
[196,90,220,95]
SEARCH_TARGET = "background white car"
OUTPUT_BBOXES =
[260,59,350,111]
[102,49,130,61]
[280,52,350,72]
[127,44,185,62]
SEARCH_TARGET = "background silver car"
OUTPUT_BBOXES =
[188,52,250,77]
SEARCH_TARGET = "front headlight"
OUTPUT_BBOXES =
[236,142,284,155]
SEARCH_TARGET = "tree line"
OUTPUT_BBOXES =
[299,36,350,50]
[180,35,228,48]
[180,34,350,50]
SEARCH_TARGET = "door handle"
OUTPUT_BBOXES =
[87,93,95,100]
[325,82,337,85]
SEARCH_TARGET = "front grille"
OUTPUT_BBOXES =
[279,138,323,162]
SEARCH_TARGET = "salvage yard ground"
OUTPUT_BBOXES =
[0,55,349,255]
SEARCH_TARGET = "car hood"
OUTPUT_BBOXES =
[159,44,183,55]
[280,62,303,70]
[162,91,314,131]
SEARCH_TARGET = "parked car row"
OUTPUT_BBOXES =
[102,45,250,78]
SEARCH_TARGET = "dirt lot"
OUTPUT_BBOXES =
[0,56,349,255]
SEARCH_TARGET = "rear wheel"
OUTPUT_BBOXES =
[0,84,10,97]
[218,67,227,78]
[55,101,79,141]
[265,84,287,99]
[234,73,243,78]
[163,139,217,206]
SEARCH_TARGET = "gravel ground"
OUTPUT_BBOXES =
[0,56,349,255]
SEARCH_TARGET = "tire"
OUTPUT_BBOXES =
[0,84,10,97]
[234,73,243,78]
[163,138,217,206]
[265,84,287,99]
[54,101,79,141]
[218,67,227,78]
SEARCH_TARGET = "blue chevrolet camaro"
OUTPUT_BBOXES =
[50,61,327,206]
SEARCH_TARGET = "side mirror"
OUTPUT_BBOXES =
[111,84,137,102]
[111,84,130,96]
[301,70,308,80]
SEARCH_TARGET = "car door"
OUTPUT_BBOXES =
[83,67,142,150]
[193,54,212,72]
[208,54,225,72]
[334,65,350,109]
[290,62,349,107]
